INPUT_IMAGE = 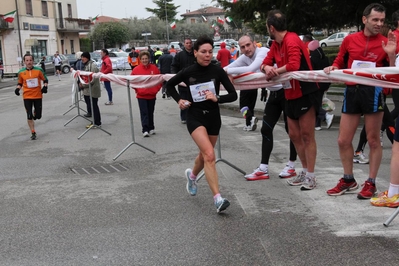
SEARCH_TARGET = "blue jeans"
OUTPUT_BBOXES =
[104,81,112,102]
[137,98,156,133]
[178,86,188,121]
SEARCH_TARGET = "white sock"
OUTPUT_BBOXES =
[306,172,315,178]
[388,183,399,197]
[302,168,308,174]
[288,161,295,168]
[259,164,268,172]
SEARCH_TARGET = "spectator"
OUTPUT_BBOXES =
[158,48,173,99]
[216,42,231,68]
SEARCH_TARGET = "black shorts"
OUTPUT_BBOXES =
[55,65,61,71]
[285,90,320,120]
[342,85,384,114]
[24,99,42,120]
[187,108,221,135]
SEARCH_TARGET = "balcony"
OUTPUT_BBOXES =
[56,18,92,32]
[0,17,13,30]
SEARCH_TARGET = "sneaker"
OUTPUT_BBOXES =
[105,101,113,105]
[287,171,306,186]
[380,130,384,147]
[279,165,297,178]
[149,130,156,135]
[86,123,101,129]
[357,181,376,199]
[249,116,258,131]
[143,131,150,137]
[84,113,92,118]
[353,151,369,164]
[215,197,230,213]
[185,168,197,196]
[315,126,322,131]
[243,125,251,131]
[325,113,334,129]
[181,120,187,124]
[30,132,37,140]
[301,175,317,190]
[244,168,269,181]
[327,178,359,196]
[370,191,399,207]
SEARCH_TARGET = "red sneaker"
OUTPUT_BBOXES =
[245,168,269,181]
[357,181,376,199]
[327,178,359,196]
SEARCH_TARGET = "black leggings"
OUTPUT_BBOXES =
[24,99,42,120]
[355,102,395,152]
[239,89,258,126]
[260,89,297,164]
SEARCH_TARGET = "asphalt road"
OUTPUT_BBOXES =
[0,74,398,265]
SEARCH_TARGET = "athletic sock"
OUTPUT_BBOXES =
[189,172,197,181]
[213,193,222,202]
[388,183,399,197]
[259,164,268,172]
[302,168,308,174]
[287,161,295,168]
[306,172,315,178]
[367,177,376,184]
[343,174,355,182]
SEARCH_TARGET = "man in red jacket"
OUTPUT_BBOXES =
[100,49,114,105]
[216,42,231,68]
[261,10,319,191]
[324,3,397,199]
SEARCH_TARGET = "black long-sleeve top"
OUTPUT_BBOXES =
[166,63,237,110]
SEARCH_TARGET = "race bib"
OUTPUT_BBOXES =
[189,81,216,102]
[351,60,376,69]
[282,81,292,89]
[26,78,39,88]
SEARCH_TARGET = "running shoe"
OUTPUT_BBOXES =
[287,171,305,186]
[143,131,150,137]
[315,126,322,131]
[105,101,113,105]
[185,168,197,196]
[325,113,334,129]
[353,151,369,164]
[244,168,269,181]
[243,125,251,131]
[370,191,399,207]
[86,123,101,129]
[30,132,37,140]
[249,116,258,131]
[357,181,376,199]
[149,130,156,135]
[327,178,359,196]
[279,165,297,178]
[301,175,317,190]
[215,197,230,213]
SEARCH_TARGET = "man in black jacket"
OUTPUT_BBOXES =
[170,38,195,123]
[158,48,174,99]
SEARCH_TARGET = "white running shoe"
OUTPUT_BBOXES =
[353,151,369,164]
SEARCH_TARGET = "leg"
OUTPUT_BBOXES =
[84,95,92,115]
[91,97,101,126]
[104,81,113,102]
[137,98,150,133]
[382,104,395,144]
[364,112,383,179]
[390,89,399,120]
[355,125,367,153]
[190,127,219,195]
[147,98,156,131]
[338,113,361,175]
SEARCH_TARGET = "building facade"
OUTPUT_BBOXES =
[0,0,91,74]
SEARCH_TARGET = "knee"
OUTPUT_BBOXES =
[337,137,351,148]
[202,149,216,164]
[367,135,381,150]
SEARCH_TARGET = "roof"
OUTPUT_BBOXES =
[94,16,130,23]
[181,6,225,17]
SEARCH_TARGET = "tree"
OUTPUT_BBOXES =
[146,0,180,21]
[216,0,399,35]
[90,22,130,49]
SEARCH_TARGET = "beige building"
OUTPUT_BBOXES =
[181,6,230,31]
[0,0,91,74]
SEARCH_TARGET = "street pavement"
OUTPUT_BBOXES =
[0,74,399,265]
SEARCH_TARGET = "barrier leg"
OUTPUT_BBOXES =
[383,207,399,227]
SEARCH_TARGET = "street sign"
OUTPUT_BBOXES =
[141,33,151,36]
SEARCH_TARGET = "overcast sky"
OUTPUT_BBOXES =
[76,0,214,20]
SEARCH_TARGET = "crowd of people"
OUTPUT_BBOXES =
[15,3,399,213]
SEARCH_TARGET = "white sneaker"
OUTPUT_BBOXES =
[243,125,251,131]
[325,113,334,129]
[149,130,156,135]
[300,175,317,190]
[249,117,258,131]
[143,131,150,137]
[315,126,322,131]
[353,151,369,164]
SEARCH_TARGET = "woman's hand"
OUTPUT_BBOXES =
[205,91,218,102]
[178,99,191,109]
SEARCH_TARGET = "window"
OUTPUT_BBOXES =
[31,40,48,61]
[67,4,72,18]
[42,1,48,17]
[190,18,195,24]
[26,0,33,16]
[70,40,74,54]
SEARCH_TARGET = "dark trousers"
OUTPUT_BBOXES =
[137,98,156,133]
[239,89,258,125]
[316,89,327,127]
[178,86,188,121]
[103,81,112,102]
[84,95,101,126]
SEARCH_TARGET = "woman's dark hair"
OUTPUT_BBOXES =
[193,35,214,51]
[101,48,109,55]
[139,50,150,60]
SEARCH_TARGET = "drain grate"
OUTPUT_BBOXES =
[71,163,128,175]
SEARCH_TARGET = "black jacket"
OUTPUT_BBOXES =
[158,51,173,74]
[170,49,195,74]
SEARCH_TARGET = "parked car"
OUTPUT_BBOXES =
[108,52,129,70]
[320,32,349,47]
[35,54,71,74]
[65,54,78,69]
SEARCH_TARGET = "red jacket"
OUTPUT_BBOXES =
[332,31,389,86]
[216,42,231,68]
[393,29,399,54]
[100,55,113,81]
[262,32,317,100]
[131,64,162,99]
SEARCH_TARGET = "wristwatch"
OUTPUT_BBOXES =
[216,95,220,102]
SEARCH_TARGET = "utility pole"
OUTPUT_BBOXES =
[165,0,170,44]
[15,0,23,65]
